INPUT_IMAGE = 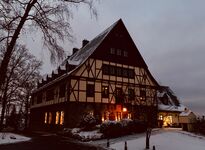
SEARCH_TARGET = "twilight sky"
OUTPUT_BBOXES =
[23,0,205,115]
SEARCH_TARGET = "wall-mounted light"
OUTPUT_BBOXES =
[123,107,127,112]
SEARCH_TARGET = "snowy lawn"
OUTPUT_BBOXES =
[0,132,31,145]
[111,129,205,150]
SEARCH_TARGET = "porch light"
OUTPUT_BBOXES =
[122,107,127,112]
[102,117,105,122]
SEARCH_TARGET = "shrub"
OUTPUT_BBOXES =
[100,119,147,138]
[79,114,97,131]
[100,121,123,137]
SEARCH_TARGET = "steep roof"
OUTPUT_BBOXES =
[66,20,119,66]
[36,19,159,91]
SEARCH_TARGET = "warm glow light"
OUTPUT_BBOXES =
[60,111,64,125]
[48,112,52,124]
[123,107,127,112]
[55,112,60,124]
[102,117,105,122]
[44,112,47,124]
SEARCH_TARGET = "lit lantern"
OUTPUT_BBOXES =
[102,116,105,122]
[122,107,127,112]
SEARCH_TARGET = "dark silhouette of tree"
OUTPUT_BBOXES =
[0,44,42,130]
[0,0,97,106]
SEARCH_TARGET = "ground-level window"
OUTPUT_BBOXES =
[159,115,163,120]
[48,112,52,124]
[55,111,60,124]
[44,112,48,124]
[60,111,64,125]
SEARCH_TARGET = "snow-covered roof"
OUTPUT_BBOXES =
[158,86,185,112]
[179,110,193,117]
[66,20,118,66]
[158,104,186,112]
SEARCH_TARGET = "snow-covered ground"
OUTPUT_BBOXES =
[111,128,205,150]
[0,132,31,145]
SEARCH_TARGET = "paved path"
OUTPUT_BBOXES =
[0,132,105,150]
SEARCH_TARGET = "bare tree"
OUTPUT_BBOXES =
[0,44,42,130]
[0,0,97,101]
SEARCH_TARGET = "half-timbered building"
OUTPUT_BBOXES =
[30,19,159,130]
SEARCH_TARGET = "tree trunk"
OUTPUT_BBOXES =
[0,0,37,93]
[146,128,152,149]
[24,92,30,130]
[0,88,8,131]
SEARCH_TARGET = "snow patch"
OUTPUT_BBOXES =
[0,132,31,145]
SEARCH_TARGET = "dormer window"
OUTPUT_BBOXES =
[116,49,121,56]
[123,51,128,57]
[110,48,115,54]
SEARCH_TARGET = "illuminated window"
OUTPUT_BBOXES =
[102,86,109,98]
[44,112,48,124]
[128,113,132,119]
[48,112,52,124]
[55,112,60,124]
[159,115,163,120]
[60,111,64,125]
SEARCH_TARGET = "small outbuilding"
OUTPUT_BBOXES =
[179,109,197,132]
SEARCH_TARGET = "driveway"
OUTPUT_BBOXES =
[0,132,106,150]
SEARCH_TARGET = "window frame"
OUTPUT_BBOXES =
[102,86,109,98]
[86,84,95,97]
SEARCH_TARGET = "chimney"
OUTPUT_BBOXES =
[82,39,89,47]
[73,48,79,54]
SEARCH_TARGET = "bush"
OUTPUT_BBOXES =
[100,121,123,137]
[79,114,97,131]
[100,119,147,138]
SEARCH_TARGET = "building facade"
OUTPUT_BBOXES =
[30,19,159,130]
[157,86,185,127]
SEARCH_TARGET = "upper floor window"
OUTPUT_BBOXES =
[128,69,135,78]
[102,64,109,74]
[140,90,146,100]
[116,49,121,56]
[115,88,123,104]
[128,89,135,100]
[59,83,66,98]
[110,48,115,54]
[122,69,128,77]
[102,64,134,79]
[46,88,54,101]
[37,93,42,104]
[123,51,128,57]
[116,67,122,76]
[86,84,95,97]
[102,86,109,98]
[110,66,115,75]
